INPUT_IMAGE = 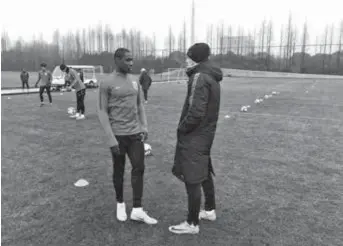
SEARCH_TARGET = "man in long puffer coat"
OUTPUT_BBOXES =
[169,43,223,234]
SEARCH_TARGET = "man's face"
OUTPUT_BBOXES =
[186,57,197,69]
[41,66,46,72]
[116,52,133,73]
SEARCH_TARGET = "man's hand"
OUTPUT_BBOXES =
[140,132,148,142]
[110,145,120,155]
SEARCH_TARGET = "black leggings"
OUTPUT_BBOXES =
[76,89,86,114]
[185,171,216,226]
[111,133,145,208]
[39,86,52,103]
[143,89,148,101]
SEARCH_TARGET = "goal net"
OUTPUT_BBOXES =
[160,68,187,83]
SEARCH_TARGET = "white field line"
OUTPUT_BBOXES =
[234,111,343,123]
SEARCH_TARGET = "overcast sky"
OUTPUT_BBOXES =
[1,0,342,49]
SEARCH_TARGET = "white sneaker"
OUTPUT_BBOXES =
[130,208,158,224]
[199,209,216,221]
[76,114,85,120]
[116,202,127,222]
[70,113,80,118]
[168,221,199,234]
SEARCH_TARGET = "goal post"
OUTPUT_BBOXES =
[161,68,187,83]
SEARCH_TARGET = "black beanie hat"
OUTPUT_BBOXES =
[187,43,211,63]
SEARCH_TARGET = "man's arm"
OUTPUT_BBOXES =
[137,85,148,133]
[178,73,209,134]
[97,82,118,147]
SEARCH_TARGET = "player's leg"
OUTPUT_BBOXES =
[199,173,216,221]
[143,89,148,103]
[127,133,157,224]
[70,91,80,118]
[76,89,86,120]
[111,135,128,221]
[39,86,45,106]
[46,85,52,104]
[169,182,201,234]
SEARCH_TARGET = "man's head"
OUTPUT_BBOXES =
[59,64,68,73]
[186,43,211,68]
[40,63,47,72]
[114,48,133,74]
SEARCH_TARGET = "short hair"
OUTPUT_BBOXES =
[114,48,130,60]
[60,64,67,70]
[40,63,47,67]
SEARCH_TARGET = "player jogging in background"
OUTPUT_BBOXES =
[139,68,152,103]
[60,64,86,120]
[35,63,52,106]
[97,48,157,225]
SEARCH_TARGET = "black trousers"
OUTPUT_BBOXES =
[39,86,52,103]
[185,170,216,226]
[143,89,148,101]
[111,133,145,208]
[22,81,29,89]
[76,89,86,114]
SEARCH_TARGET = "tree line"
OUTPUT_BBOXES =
[1,14,343,75]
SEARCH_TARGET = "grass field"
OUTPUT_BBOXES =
[2,77,343,246]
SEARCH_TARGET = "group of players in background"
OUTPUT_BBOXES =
[19,43,223,235]
[19,63,153,121]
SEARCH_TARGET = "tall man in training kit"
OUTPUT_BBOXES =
[35,63,52,106]
[97,48,157,225]
[169,43,222,234]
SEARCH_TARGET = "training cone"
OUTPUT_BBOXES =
[225,115,231,119]
[74,179,89,187]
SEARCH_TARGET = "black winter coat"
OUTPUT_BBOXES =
[172,60,222,184]
[139,72,152,90]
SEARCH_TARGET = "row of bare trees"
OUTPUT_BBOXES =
[1,14,342,74]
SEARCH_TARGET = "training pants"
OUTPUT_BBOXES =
[76,89,86,114]
[185,169,216,226]
[39,85,52,103]
[111,133,145,208]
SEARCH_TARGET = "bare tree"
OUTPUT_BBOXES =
[300,21,308,73]
[75,30,82,60]
[328,24,334,73]
[259,19,266,59]
[1,30,10,52]
[96,23,103,53]
[337,20,343,73]
[82,28,87,54]
[322,25,329,73]
[279,25,284,70]
[227,25,232,55]
[183,19,187,54]
[285,12,294,70]
[266,20,273,70]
